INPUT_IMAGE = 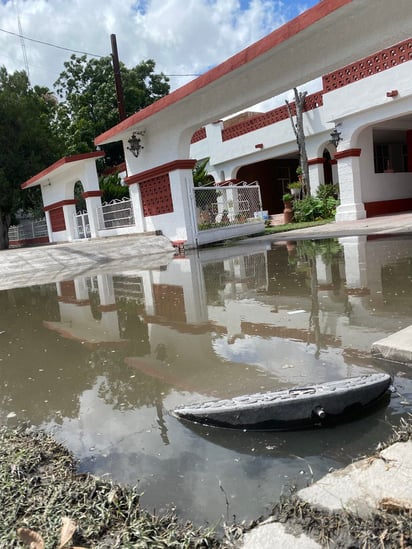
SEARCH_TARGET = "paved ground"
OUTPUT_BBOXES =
[266,210,412,241]
[241,440,412,548]
[0,233,175,291]
[2,211,412,292]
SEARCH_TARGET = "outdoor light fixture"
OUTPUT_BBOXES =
[127,131,145,158]
[330,126,342,148]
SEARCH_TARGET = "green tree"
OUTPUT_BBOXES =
[54,55,170,163]
[0,68,63,249]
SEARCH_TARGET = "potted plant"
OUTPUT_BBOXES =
[282,193,293,224]
[288,181,301,197]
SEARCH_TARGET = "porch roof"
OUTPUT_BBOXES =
[21,151,105,189]
[94,0,412,148]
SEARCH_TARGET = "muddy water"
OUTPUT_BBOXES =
[1,235,412,526]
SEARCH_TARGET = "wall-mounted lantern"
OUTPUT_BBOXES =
[330,127,342,148]
[127,131,145,158]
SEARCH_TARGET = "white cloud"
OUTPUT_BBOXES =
[0,0,318,93]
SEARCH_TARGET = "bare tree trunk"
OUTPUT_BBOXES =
[286,88,310,196]
[0,212,11,250]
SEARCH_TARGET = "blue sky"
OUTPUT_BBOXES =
[0,0,320,92]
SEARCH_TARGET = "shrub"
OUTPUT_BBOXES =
[293,184,339,222]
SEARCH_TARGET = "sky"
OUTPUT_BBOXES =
[0,0,319,103]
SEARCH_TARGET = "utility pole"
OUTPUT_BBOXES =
[111,34,126,121]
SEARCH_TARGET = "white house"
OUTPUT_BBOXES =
[20,0,412,248]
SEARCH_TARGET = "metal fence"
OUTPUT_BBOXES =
[74,211,91,239]
[194,181,265,230]
[97,198,134,230]
[8,218,48,242]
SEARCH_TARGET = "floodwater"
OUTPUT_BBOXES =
[1,234,412,527]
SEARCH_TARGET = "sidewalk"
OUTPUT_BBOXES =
[0,233,174,291]
[267,210,412,240]
[1,211,411,291]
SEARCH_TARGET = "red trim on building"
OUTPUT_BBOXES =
[365,198,412,217]
[98,304,118,312]
[49,208,66,232]
[345,287,370,296]
[308,157,325,165]
[323,38,412,93]
[334,148,361,160]
[95,0,352,146]
[44,199,77,212]
[9,236,49,248]
[21,151,105,189]
[191,127,207,143]
[82,190,103,198]
[222,91,324,141]
[125,159,196,186]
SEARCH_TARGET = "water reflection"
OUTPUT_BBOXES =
[1,235,412,526]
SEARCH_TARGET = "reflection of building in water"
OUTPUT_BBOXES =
[43,236,412,396]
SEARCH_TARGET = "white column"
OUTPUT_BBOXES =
[62,203,77,241]
[335,148,367,221]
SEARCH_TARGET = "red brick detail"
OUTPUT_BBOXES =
[222,91,323,141]
[191,127,207,143]
[334,148,361,160]
[365,198,412,217]
[82,190,103,198]
[60,280,76,300]
[140,173,173,217]
[49,207,66,232]
[308,157,325,165]
[125,159,196,186]
[153,284,186,323]
[44,199,77,212]
[323,38,412,93]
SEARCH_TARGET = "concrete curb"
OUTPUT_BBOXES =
[371,325,412,364]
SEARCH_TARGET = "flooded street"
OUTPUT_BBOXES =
[1,234,412,527]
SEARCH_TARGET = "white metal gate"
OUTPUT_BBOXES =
[74,211,91,239]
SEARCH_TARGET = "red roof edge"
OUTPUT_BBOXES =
[21,151,105,189]
[94,0,352,146]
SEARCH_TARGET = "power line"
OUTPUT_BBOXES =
[0,27,104,58]
[0,27,202,77]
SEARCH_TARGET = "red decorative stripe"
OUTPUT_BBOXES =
[125,159,196,186]
[82,190,103,198]
[334,148,361,159]
[222,91,323,141]
[308,157,325,165]
[44,199,77,212]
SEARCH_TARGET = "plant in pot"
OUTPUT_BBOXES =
[288,181,302,197]
[282,193,294,224]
